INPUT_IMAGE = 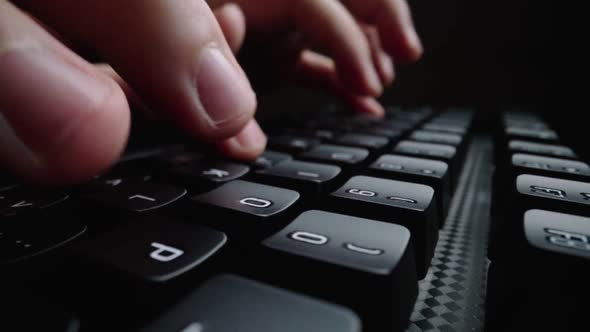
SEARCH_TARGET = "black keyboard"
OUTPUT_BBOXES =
[1,106,586,331]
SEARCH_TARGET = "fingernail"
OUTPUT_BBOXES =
[0,47,110,173]
[193,44,256,127]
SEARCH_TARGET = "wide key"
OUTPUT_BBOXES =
[142,274,361,332]
[261,210,417,332]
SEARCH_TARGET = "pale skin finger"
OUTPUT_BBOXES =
[0,0,129,184]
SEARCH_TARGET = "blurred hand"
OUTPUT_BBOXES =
[0,0,421,185]
[209,0,423,116]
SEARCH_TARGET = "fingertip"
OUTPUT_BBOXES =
[216,119,267,161]
[405,30,424,62]
[213,2,247,53]
[378,51,395,85]
[359,97,386,117]
[345,95,385,117]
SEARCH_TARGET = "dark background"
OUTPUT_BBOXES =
[252,0,556,120]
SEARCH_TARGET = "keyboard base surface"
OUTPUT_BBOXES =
[407,136,492,332]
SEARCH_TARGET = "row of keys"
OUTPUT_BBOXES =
[1,107,474,331]
[487,111,589,330]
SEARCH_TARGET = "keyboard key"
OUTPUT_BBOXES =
[0,190,69,217]
[142,274,361,332]
[300,144,369,166]
[269,136,320,154]
[490,174,590,258]
[511,153,590,180]
[253,160,342,196]
[486,210,590,331]
[150,149,204,169]
[300,128,338,140]
[327,176,437,277]
[332,133,390,150]
[0,218,86,264]
[394,140,456,160]
[374,120,415,132]
[409,130,463,146]
[87,166,152,191]
[191,180,300,237]
[509,140,576,158]
[505,126,558,141]
[82,182,186,213]
[168,160,250,188]
[75,217,226,282]
[394,140,459,187]
[516,174,590,208]
[422,123,467,135]
[252,150,292,169]
[0,173,18,192]
[358,127,403,139]
[523,209,590,258]
[369,154,451,222]
[262,210,417,331]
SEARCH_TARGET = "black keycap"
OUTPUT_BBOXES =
[503,113,547,129]
[327,176,437,277]
[191,180,300,237]
[0,190,69,217]
[332,133,389,150]
[394,140,459,187]
[358,127,403,139]
[428,118,470,131]
[511,153,590,180]
[422,123,467,135]
[300,144,369,166]
[75,217,226,282]
[253,160,342,196]
[261,210,417,331]
[369,154,451,222]
[82,181,186,212]
[252,150,292,169]
[269,136,320,154]
[409,130,463,146]
[374,120,414,132]
[0,173,18,192]
[87,167,152,191]
[503,111,541,122]
[0,218,86,264]
[394,140,456,160]
[301,128,337,140]
[168,160,250,188]
[517,174,590,210]
[505,126,558,141]
[504,120,548,130]
[490,174,590,258]
[151,149,204,169]
[486,210,590,331]
[142,274,361,332]
[508,140,576,159]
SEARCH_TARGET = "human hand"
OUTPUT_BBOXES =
[0,0,421,185]
[208,0,423,116]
